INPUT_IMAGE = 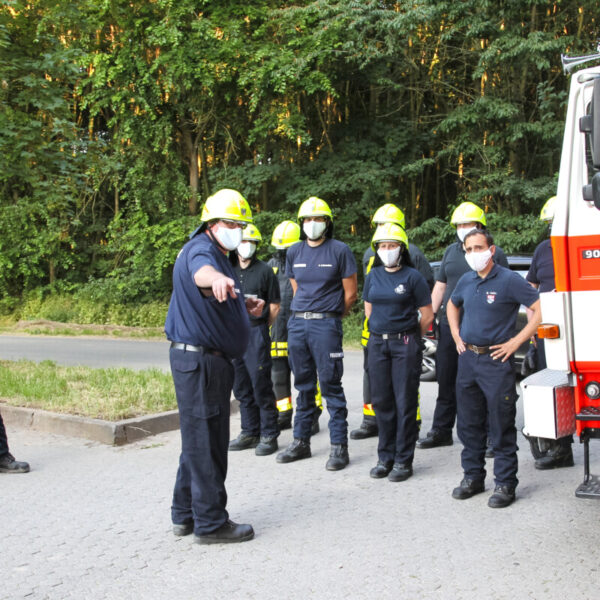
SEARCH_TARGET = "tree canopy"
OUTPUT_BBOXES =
[1,0,598,304]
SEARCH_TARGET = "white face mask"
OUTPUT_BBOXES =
[465,248,492,272]
[457,226,478,243]
[377,247,401,267]
[237,241,256,260]
[303,220,327,240]
[213,225,243,251]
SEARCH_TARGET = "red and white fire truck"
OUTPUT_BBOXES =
[522,54,600,499]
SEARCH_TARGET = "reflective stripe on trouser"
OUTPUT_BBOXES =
[287,316,347,443]
[367,333,422,465]
[271,340,288,358]
[431,320,458,434]
[456,350,519,488]
[169,347,232,535]
[271,357,323,415]
[362,344,420,422]
[232,323,279,438]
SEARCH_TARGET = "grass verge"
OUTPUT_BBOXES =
[0,359,176,421]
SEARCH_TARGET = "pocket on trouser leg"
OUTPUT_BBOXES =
[171,357,219,419]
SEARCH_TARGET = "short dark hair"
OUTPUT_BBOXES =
[464,229,494,247]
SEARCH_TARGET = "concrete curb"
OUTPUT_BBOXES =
[1,404,181,445]
[1,398,240,446]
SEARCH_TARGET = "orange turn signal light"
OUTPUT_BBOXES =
[538,323,560,339]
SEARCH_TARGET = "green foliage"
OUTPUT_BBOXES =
[17,292,168,328]
[2,0,598,307]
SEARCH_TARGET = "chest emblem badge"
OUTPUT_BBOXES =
[394,284,406,295]
[486,292,496,304]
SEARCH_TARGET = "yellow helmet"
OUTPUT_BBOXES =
[372,203,406,229]
[200,189,253,225]
[271,220,300,249]
[371,222,409,251]
[450,202,487,227]
[297,197,333,221]
[242,224,262,244]
[540,196,557,221]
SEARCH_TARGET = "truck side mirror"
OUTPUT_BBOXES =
[579,77,600,169]
[583,171,600,209]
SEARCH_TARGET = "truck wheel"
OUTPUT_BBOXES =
[521,429,552,459]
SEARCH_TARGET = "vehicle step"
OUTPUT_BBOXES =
[575,406,600,420]
[575,475,600,499]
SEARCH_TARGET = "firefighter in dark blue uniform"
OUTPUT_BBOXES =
[364,223,433,481]
[447,229,541,508]
[165,189,261,544]
[0,411,29,473]
[228,224,281,456]
[268,221,323,432]
[525,196,574,469]
[417,202,509,451]
[276,197,358,471]
[351,203,433,440]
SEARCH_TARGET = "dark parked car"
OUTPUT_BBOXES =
[420,255,533,382]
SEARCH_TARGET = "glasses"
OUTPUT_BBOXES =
[220,219,248,230]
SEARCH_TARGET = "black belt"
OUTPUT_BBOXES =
[293,312,339,320]
[370,329,418,340]
[466,343,491,355]
[170,342,226,358]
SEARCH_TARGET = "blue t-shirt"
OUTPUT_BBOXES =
[164,232,250,359]
[363,266,431,334]
[287,239,357,314]
[450,264,539,346]
[526,239,555,293]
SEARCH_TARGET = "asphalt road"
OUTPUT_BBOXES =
[0,335,172,371]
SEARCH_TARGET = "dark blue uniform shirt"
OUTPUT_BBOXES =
[526,239,555,293]
[287,239,357,314]
[437,239,509,323]
[234,257,281,325]
[363,266,431,334]
[450,263,539,347]
[164,232,250,359]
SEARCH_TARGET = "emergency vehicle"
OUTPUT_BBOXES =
[521,53,600,499]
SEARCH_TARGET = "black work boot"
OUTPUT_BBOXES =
[452,478,485,499]
[416,429,453,449]
[488,485,516,508]
[276,439,311,463]
[228,432,260,451]
[255,436,278,456]
[0,452,30,474]
[172,521,194,537]
[326,444,349,471]
[388,463,413,482]
[350,418,378,440]
[194,520,254,545]
[370,460,394,479]
[534,444,574,470]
